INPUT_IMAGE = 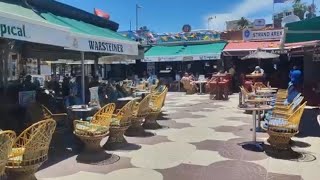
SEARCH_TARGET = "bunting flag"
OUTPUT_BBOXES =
[203,36,210,40]
[161,36,168,41]
[94,8,110,20]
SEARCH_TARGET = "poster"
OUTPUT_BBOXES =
[147,62,155,75]
[89,87,100,106]
[19,91,36,106]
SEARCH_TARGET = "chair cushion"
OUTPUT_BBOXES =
[86,116,93,121]
[9,148,25,160]
[268,119,288,126]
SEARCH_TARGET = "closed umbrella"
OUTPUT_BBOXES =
[241,49,280,60]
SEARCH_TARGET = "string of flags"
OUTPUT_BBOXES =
[120,30,221,44]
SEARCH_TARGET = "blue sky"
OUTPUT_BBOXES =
[57,0,318,32]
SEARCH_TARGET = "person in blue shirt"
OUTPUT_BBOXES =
[289,66,302,86]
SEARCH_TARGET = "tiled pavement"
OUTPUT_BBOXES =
[36,92,320,180]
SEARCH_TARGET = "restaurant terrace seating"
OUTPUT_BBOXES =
[180,78,197,94]
[6,119,56,180]
[143,87,168,129]
[0,130,16,179]
[41,105,68,133]
[125,94,152,137]
[103,100,135,150]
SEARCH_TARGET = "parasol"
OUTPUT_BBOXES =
[241,48,279,60]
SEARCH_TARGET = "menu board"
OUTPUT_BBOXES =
[89,87,100,107]
[19,91,36,106]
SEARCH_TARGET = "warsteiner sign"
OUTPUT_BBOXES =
[70,36,139,56]
[88,41,124,53]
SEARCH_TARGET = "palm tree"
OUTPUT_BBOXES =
[237,17,249,29]
[292,0,308,20]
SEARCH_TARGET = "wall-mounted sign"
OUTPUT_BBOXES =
[243,29,284,41]
[143,54,221,62]
[182,24,192,33]
[253,19,266,29]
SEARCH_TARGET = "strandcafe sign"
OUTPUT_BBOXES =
[243,29,284,41]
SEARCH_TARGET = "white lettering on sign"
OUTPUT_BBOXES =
[243,29,284,41]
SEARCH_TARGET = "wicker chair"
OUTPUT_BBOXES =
[73,103,115,155]
[180,79,197,94]
[0,131,16,179]
[143,87,168,130]
[103,100,135,150]
[90,103,116,126]
[125,94,152,137]
[41,105,68,133]
[266,102,307,149]
[6,119,56,180]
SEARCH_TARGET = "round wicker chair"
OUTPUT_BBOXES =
[103,100,135,150]
[143,87,168,130]
[5,119,56,180]
[0,131,16,179]
[125,94,152,137]
[74,120,109,152]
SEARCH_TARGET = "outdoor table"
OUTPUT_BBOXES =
[246,74,263,84]
[246,98,273,132]
[117,97,141,109]
[238,105,273,152]
[67,105,98,131]
[134,91,151,98]
[194,80,207,95]
[260,87,278,91]
[256,89,277,94]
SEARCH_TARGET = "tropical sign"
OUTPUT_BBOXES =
[0,11,71,47]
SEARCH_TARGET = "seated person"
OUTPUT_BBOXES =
[251,66,264,75]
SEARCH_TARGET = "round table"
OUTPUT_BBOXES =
[246,74,263,83]
[238,105,273,152]
[117,97,141,109]
[194,81,207,95]
[256,89,277,94]
[246,98,273,132]
[261,87,278,91]
[134,91,151,99]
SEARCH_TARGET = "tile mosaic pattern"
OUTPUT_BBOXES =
[36,92,319,180]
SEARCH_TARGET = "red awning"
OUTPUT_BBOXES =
[223,41,281,57]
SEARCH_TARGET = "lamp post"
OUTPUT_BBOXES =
[136,4,142,31]
[208,17,213,30]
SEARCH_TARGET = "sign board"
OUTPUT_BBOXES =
[253,19,266,29]
[243,29,284,41]
[19,91,36,106]
[0,11,71,47]
[182,24,192,33]
[143,54,221,62]
[68,35,139,56]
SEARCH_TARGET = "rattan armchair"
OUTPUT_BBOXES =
[181,79,197,94]
[266,102,307,149]
[0,131,16,179]
[103,100,135,150]
[90,103,116,126]
[143,87,168,130]
[6,119,56,180]
[41,105,68,132]
[125,94,152,137]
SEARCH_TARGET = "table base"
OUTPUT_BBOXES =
[239,141,264,152]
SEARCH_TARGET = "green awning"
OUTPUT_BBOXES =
[40,12,138,55]
[285,17,320,43]
[143,43,226,62]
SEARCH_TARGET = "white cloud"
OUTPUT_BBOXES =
[204,0,290,31]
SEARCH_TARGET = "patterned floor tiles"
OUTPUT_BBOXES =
[35,92,319,180]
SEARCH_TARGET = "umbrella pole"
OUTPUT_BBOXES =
[81,51,85,104]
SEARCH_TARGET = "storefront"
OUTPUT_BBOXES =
[143,42,226,83]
